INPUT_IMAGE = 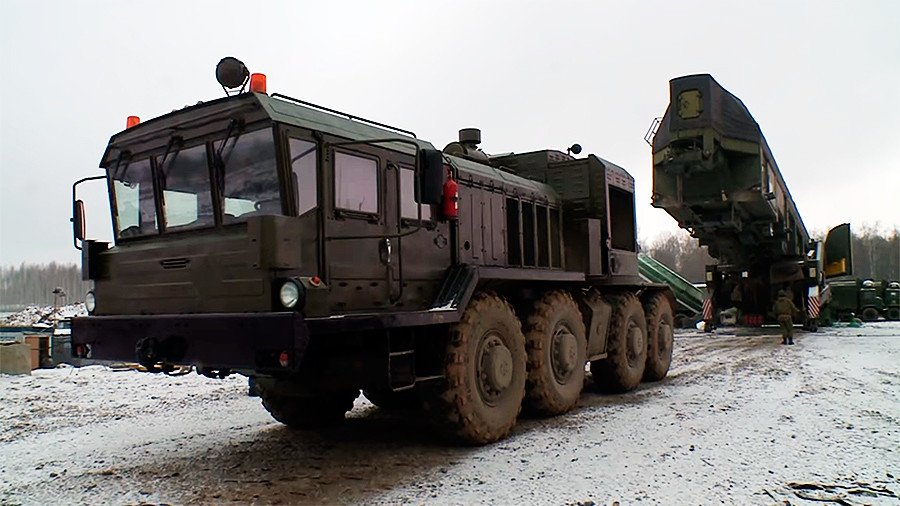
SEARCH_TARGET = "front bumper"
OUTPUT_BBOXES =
[72,312,309,372]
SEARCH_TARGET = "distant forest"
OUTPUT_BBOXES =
[641,225,900,283]
[0,226,896,306]
[0,263,92,309]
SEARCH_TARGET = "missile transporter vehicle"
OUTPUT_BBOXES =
[71,58,674,444]
[649,74,852,328]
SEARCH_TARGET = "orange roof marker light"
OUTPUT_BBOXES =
[126,116,140,129]
[249,73,267,94]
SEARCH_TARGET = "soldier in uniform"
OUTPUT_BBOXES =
[773,289,799,345]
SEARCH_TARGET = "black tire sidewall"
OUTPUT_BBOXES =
[644,295,674,382]
[592,294,647,392]
[462,301,527,430]
[525,291,586,415]
[862,307,880,322]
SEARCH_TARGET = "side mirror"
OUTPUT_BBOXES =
[416,148,444,206]
[73,199,86,244]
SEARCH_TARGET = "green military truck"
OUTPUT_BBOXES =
[827,278,900,322]
[71,58,675,444]
[884,281,900,320]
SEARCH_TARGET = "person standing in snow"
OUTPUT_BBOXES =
[773,289,799,345]
[730,279,744,317]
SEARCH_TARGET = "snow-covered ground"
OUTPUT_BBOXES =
[1,323,898,505]
[1,304,86,328]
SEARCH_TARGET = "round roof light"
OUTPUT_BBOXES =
[216,57,249,89]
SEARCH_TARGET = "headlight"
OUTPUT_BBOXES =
[85,291,96,314]
[279,280,301,308]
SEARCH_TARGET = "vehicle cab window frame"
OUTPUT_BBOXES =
[332,149,381,220]
[156,140,216,232]
[213,125,283,224]
[108,155,160,239]
[105,121,288,240]
[283,129,320,218]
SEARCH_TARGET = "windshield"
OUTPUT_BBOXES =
[159,143,215,231]
[111,158,158,238]
[215,128,280,222]
[107,125,287,239]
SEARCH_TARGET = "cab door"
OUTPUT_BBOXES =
[322,146,396,311]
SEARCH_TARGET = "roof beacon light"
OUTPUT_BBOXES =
[126,116,140,129]
[249,73,267,94]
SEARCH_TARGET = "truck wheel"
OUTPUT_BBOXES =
[887,308,900,321]
[591,293,647,393]
[862,307,880,322]
[257,380,359,429]
[423,292,526,445]
[643,294,674,382]
[362,388,419,409]
[523,290,586,416]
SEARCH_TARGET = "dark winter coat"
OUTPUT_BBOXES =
[773,296,799,318]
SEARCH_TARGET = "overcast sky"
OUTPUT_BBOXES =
[1,0,898,266]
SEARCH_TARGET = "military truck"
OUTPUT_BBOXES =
[71,57,674,445]
[648,74,852,329]
[883,281,900,320]
[827,278,900,322]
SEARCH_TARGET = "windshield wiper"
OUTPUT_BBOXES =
[213,118,244,199]
[110,150,132,181]
[156,136,184,187]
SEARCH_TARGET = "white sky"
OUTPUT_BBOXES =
[1,0,898,266]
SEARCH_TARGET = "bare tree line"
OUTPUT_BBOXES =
[0,263,92,309]
[639,230,717,283]
[845,224,900,281]
[640,225,899,284]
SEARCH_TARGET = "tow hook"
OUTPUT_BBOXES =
[135,336,186,374]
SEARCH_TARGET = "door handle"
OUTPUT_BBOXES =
[379,238,392,265]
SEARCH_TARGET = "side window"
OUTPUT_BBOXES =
[400,166,433,221]
[289,138,318,216]
[334,152,378,214]
[158,143,214,230]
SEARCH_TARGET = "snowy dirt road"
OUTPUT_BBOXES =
[1,323,898,505]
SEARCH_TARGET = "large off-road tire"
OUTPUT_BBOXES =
[590,293,647,393]
[861,307,880,322]
[523,290,587,416]
[887,307,900,321]
[362,387,419,409]
[257,379,359,429]
[803,318,819,332]
[422,292,526,445]
[643,294,674,382]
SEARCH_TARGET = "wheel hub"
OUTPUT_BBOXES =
[659,323,673,353]
[479,333,513,400]
[551,325,578,382]
[627,322,644,366]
